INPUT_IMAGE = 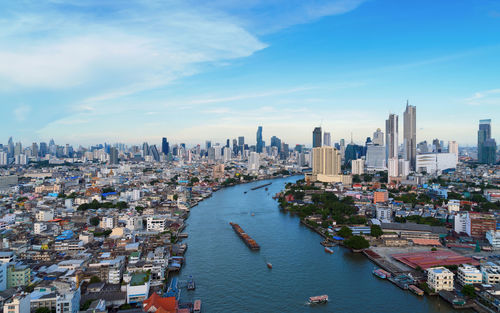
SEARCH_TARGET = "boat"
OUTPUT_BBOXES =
[251,213,255,216]
[265,187,268,191]
[193,300,201,313]
[409,285,424,296]
[372,269,387,279]
[244,191,247,194]
[309,295,328,304]
[187,276,196,290]
[324,247,334,254]
[267,262,272,269]
[250,182,272,190]
[229,222,260,250]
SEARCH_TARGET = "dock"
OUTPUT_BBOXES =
[229,222,260,250]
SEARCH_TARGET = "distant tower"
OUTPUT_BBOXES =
[323,132,331,147]
[256,126,263,153]
[313,127,322,148]
[161,137,169,155]
[478,119,497,164]
[403,101,416,171]
[373,128,384,146]
[385,114,398,164]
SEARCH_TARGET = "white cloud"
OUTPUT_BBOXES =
[464,88,500,106]
[13,105,31,121]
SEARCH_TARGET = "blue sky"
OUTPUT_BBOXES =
[1,0,499,147]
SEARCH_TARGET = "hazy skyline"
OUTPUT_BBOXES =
[1,0,499,146]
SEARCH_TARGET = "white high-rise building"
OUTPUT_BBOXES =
[248,152,260,172]
[0,152,7,166]
[398,159,410,178]
[323,132,332,147]
[366,145,386,170]
[351,159,365,175]
[403,102,416,171]
[223,147,232,163]
[385,114,398,164]
[388,157,399,179]
[454,213,471,236]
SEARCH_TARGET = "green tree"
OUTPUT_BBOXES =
[370,224,383,238]
[344,235,370,250]
[190,177,200,184]
[35,308,51,313]
[89,276,101,284]
[337,226,352,238]
[461,285,476,298]
[89,216,100,227]
[352,175,361,183]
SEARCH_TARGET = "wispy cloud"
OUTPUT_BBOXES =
[13,105,31,121]
[464,88,500,106]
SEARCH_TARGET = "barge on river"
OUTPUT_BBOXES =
[229,222,260,250]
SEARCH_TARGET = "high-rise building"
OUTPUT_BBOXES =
[432,139,442,153]
[323,132,331,147]
[270,136,281,153]
[417,141,429,153]
[161,137,169,155]
[313,127,322,148]
[385,114,398,164]
[403,102,416,171]
[109,147,119,164]
[351,159,364,175]
[478,119,497,164]
[256,126,263,153]
[366,144,386,170]
[150,145,160,161]
[248,152,260,172]
[312,146,341,176]
[388,157,399,179]
[373,128,384,146]
[205,140,212,151]
[448,141,458,156]
[39,142,47,157]
[31,143,39,159]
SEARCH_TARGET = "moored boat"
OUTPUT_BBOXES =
[324,247,334,254]
[372,269,387,279]
[193,300,201,312]
[309,295,328,304]
[409,285,424,296]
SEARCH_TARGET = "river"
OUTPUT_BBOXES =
[177,176,470,312]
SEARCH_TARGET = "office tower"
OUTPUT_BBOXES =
[161,138,169,155]
[313,127,322,148]
[207,147,215,161]
[248,152,260,172]
[150,145,160,161]
[271,136,281,153]
[344,144,364,166]
[366,144,386,170]
[49,139,56,155]
[214,145,222,160]
[142,142,150,156]
[13,143,22,156]
[205,140,212,151]
[226,139,230,148]
[31,143,38,159]
[351,159,364,175]
[7,137,14,157]
[0,152,7,166]
[478,119,497,164]
[385,114,398,164]
[232,139,238,155]
[398,159,410,178]
[238,136,244,147]
[417,141,429,153]
[312,146,341,176]
[403,102,416,170]
[323,132,331,147]
[373,128,384,146]
[448,141,458,156]
[39,142,47,157]
[109,147,119,164]
[256,126,263,153]
[432,139,442,153]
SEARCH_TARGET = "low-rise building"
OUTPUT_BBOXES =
[457,265,482,286]
[427,267,454,291]
[481,265,500,285]
[486,230,500,250]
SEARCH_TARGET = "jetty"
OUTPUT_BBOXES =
[230,222,260,250]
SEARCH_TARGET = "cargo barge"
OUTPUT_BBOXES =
[230,222,260,250]
[250,182,272,190]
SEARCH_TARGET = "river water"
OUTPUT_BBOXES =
[178,176,469,312]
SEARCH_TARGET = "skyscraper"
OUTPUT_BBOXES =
[312,146,341,176]
[385,114,398,164]
[323,132,331,147]
[256,126,263,153]
[312,127,322,148]
[478,119,497,164]
[373,128,384,146]
[109,147,119,164]
[161,137,169,155]
[403,102,416,170]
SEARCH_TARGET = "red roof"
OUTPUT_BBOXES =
[391,250,479,269]
[142,292,177,313]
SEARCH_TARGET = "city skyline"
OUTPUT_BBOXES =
[0,1,500,145]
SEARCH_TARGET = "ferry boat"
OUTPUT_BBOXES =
[309,295,328,304]
[193,300,201,312]
[324,247,334,254]
[409,285,424,296]
[372,269,387,279]
[267,262,272,269]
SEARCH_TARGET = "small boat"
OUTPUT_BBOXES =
[265,187,268,191]
[324,247,334,254]
[267,262,272,269]
[251,213,255,216]
[244,191,247,194]
[372,269,387,279]
[309,295,328,304]
[193,300,201,313]
[409,285,424,296]
[187,276,196,290]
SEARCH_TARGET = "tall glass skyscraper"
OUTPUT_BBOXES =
[312,127,322,148]
[161,137,169,155]
[256,126,263,153]
[478,119,497,164]
[403,102,416,170]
